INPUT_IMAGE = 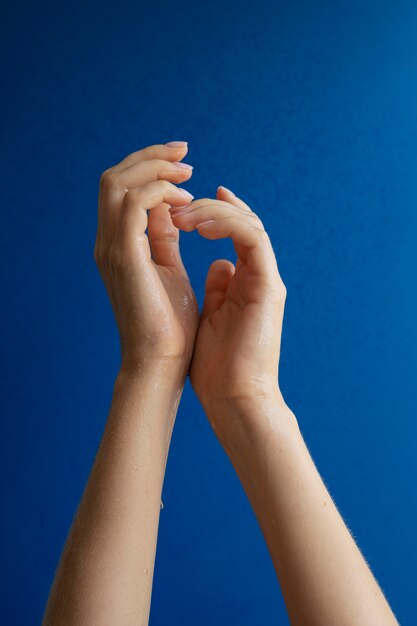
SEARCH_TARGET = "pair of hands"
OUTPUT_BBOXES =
[94,141,289,435]
[44,141,399,626]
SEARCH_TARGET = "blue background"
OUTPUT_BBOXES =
[1,1,416,624]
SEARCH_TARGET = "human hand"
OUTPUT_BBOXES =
[94,142,199,373]
[170,186,291,431]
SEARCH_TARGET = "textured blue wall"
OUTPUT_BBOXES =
[1,1,416,624]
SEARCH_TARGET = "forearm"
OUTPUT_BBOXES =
[208,394,399,626]
[43,360,185,626]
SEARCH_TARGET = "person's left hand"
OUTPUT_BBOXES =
[94,142,199,373]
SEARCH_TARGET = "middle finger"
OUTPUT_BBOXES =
[112,157,193,190]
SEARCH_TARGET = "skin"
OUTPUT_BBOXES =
[43,142,198,625]
[43,142,399,626]
[171,187,399,626]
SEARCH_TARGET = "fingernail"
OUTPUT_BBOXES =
[218,185,235,196]
[177,187,194,199]
[166,141,188,147]
[196,220,215,228]
[173,161,193,170]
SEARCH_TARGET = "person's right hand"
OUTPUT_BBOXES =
[170,186,296,442]
[94,142,199,372]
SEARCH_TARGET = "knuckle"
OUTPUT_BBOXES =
[128,180,172,207]
[276,279,287,301]
[123,188,139,206]
[100,168,118,190]
[252,214,265,229]
[158,179,175,193]
[152,179,177,200]
[155,222,178,241]
[154,158,172,174]
[255,226,268,242]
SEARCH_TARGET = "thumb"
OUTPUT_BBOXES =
[147,202,187,274]
[201,259,235,319]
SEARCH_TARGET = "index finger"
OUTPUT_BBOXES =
[110,141,189,173]
[171,198,279,280]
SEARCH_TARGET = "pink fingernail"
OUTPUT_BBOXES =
[166,141,188,147]
[174,161,193,170]
[170,203,191,209]
[196,220,215,228]
[218,185,235,196]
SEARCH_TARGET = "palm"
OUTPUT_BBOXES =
[190,256,281,403]
[154,263,198,361]
[107,203,199,366]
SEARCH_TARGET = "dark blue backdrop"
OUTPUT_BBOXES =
[1,1,416,624]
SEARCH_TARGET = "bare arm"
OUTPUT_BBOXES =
[206,395,398,626]
[172,185,399,626]
[43,364,184,625]
[43,141,198,625]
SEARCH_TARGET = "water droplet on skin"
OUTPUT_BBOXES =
[144,567,149,575]
[160,499,164,510]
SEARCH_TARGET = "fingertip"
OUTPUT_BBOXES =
[203,259,236,315]
[217,185,235,197]
[165,142,189,156]
[173,161,193,172]
[209,258,235,275]
[165,141,188,147]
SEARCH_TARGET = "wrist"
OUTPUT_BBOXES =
[204,385,296,425]
[107,360,186,449]
[120,338,193,374]
[115,357,187,408]
[119,354,188,385]
[203,389,299,460]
